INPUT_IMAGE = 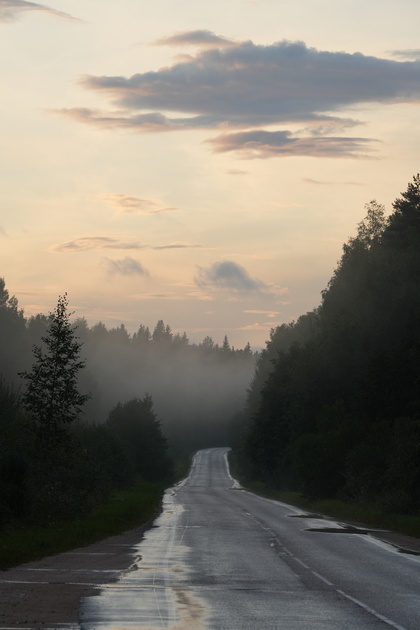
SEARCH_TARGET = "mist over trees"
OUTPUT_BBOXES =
[68,318,255,454]
[0,284,255,527]
[236,175,420,515]
[0,290,256,454]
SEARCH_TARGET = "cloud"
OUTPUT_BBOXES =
[0,225,7,237]
[244,309,280,317]
[79,39,420,125]
[55,108,181,132]
[196,260,273,295]
[226,168,248,175]
[207,129,376,158]
[62,37,420,159]
[55,107,222,132]
[52,236,203,252]
[155,30,236,49]
[303,178,365,186]
[390,49,420,60]
[53,236,142,252]
[154,242,203,250]
[100,193,177,215]
[0,0,79,22]
[104,256,149,277]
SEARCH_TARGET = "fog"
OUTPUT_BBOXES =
[76,320,256,454]
[0,285,256,456]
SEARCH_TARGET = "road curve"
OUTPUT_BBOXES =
[80,447,420,630]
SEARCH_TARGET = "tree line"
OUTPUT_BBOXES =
[234,175,420,516]
[0,286,255,528]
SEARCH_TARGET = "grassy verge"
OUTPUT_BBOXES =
[228,458,420,539]
[0,480,166,570]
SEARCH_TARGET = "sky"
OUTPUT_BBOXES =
[1,0,420,349]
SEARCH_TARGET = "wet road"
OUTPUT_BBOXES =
[80,447,420,629]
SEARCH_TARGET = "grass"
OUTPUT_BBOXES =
[227,451,420,539]
[0,455,192,571]
[0,480,166,570]
[235,479,420,538]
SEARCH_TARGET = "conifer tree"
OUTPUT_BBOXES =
[20,294,90,445]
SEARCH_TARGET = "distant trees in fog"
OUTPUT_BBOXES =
[107,396,173,481]
[0,281,255,527]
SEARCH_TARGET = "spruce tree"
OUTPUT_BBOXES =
[20,294,90,445]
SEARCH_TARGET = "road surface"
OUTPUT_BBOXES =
[80,447,420,629]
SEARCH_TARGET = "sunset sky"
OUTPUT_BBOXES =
[1,0,420,348]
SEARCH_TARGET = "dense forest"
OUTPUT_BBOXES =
[235,175,420,516]
[0,284,255,527]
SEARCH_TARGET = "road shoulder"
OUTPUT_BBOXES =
[0,524,149,629]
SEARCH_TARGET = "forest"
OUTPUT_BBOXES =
[235,175,420,516]
[0,286,255,528]
[2,174,420,534]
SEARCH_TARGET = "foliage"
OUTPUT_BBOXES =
[107,396,173,481]
[19,294,90,446]
[0,280,254,534]
[0,278,27,383]
[238,175,420,515]
[0,480,165,570]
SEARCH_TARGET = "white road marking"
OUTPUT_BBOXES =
[336,589,409,630]
[311,571,334,586]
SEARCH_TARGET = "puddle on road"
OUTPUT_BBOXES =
[288,513,325,520]
[305,525,371,534]
[79,489,208,630]
[288,514,394,540]
[396,547,420,556]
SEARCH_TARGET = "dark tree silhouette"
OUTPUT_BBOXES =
[20,293,90,446]
[237,175,420,513]
[107,395,172,481]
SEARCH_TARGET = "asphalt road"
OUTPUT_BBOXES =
[80,447,420,630]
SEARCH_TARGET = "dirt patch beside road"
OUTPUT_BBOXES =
[0,524,149,629]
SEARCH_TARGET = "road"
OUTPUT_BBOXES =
[80,447,420,629]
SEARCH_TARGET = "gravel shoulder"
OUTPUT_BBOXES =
[0,524,150,629]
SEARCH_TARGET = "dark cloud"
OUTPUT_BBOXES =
[100,193,177,215]
[105,256,149,277]
[62,37,420,159]
[0,0,79,22]
[155,30,236,49]
[52,236,203,252]
[196,260,270,294]
[80,39,420,124]
[207,129,376,158]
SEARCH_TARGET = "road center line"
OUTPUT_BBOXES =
[311,571,334,586]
